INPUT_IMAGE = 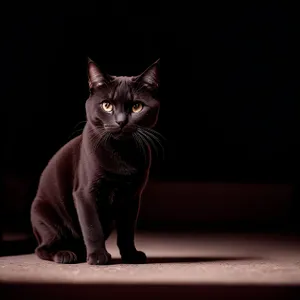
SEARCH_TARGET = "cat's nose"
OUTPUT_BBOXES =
[116,120,127,128]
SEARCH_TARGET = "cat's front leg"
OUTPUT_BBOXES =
[115,194,147,264]
[73,189,111,265]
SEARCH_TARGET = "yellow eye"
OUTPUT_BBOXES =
[132,102,143,113]
[102,101,113,112]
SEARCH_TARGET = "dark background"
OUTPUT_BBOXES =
[1,3,299,236]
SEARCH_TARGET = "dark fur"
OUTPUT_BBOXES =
[30,58,161,264]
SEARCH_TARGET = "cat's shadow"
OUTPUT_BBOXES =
[109,256,261,265]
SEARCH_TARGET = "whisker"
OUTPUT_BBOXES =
[139,133,151,160]
[86,126,109,151]
[134,132,148,161]
[141,126,167,141]
[97,130,110,149]
[68,120,87,139]
[103,132,111,148]
[138,127,165,160]
[138,129,161,159]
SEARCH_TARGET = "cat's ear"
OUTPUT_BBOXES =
[136,59,160,89]
[87,57,110,92]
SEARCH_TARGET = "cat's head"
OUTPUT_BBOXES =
[86,58,160,139]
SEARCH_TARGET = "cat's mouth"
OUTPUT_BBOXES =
[104,125,136,138]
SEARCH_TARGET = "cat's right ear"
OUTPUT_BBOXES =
[87,58,110,93]
[135,59,160,89]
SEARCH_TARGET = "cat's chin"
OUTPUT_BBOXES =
[106,126,136,140]
[111,132,133,141]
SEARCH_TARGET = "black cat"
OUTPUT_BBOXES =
[30,58,161,264]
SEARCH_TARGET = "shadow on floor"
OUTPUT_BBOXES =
[110,255,262,265]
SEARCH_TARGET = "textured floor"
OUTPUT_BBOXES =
[1,232,300,299]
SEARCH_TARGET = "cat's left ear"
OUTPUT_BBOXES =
[136,59,160,89]
[87,57,111,92]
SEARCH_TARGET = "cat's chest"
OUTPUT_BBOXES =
[103,148,149,176]
[94,174,139,204]
[114,146,148,166]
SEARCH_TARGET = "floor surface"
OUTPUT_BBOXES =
[1,232,300,299]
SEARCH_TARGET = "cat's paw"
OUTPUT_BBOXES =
[87,249,112,265]
[53,250,78,264]
[121,250,147,264]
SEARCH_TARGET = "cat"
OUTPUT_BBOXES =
[30,58,161,265]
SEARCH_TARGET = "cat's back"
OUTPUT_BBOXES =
[46,135,82,171]
[37,135,82,196]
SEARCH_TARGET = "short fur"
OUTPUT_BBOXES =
[30,58,161,264]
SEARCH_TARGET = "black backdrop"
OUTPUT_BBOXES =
[1,3,298,185]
